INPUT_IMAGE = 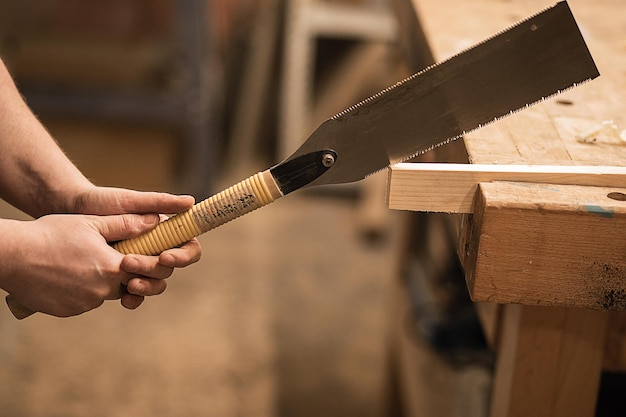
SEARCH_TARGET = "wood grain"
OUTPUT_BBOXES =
[400,0,626,415]
[490,304,608,417]
[464,181,626,310]
[388,163,626,213]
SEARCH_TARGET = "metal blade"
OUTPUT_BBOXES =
[274,1,598,192]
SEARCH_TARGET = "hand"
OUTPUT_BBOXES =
[117,238,201,310]
[2,213,174,317]
[70,185,203,310]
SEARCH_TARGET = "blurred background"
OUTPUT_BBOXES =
[0,1,491,416]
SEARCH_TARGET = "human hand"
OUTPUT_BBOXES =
[117,237,201,310]
[68,185,202,309]
[1,212,197,317]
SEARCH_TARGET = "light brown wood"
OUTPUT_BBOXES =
[463,181,626,309]
[388,163,626,213]
[409,0,626,169]
[399,0,626,415]
[490,304,609,417]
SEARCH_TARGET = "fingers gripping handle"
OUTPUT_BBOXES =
[6,170,282,319]
[114,170,282,255]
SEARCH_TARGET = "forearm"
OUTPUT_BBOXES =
[0,59,93,217]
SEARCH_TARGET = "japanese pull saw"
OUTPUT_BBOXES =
[6,1,599,318]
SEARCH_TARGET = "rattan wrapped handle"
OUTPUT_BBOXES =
[115,170,282,255]
[6,170,282,319]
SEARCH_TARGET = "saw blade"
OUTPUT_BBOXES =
[272,1,599,193]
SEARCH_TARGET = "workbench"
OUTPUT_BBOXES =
[388,0,626,415]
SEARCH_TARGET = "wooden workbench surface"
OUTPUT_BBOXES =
[401,0,626,304]
[410,0,626,167]
[398,0,626,311]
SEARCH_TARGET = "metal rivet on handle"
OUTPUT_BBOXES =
[322,153,335,168]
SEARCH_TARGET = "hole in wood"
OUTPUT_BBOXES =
[607,192,626,201]
[556,99,574,106]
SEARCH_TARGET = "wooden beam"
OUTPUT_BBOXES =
[490,304,608,417]
[387,163,626,213]
[462,181,626,310]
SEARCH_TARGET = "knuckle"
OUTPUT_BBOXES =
[121,215,140,234]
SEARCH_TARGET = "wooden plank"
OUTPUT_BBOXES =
[463,181,626,310]
[409,0,626,168]
[490,304,608,417]
[387,163,626,213]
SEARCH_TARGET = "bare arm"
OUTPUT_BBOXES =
[0,58,202,316]
[0,59,93,218]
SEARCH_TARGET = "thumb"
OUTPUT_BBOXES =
[94,213,160,242]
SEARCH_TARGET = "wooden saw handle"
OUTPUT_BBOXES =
[6,170,282,319]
